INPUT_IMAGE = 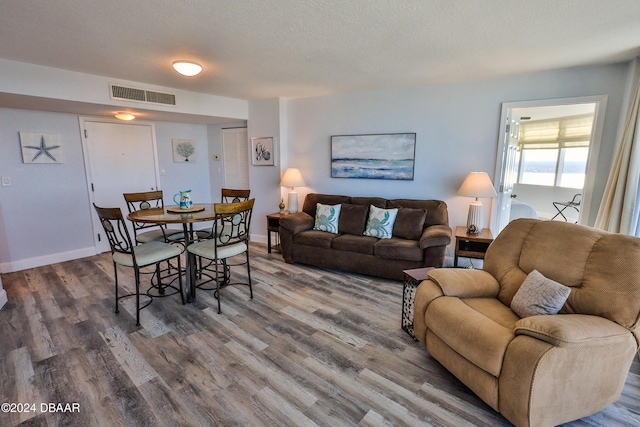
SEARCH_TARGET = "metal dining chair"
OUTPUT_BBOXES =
[551,193,582,222]
[196,188,251,240]
[187,199,254,313]
[124,190,185,244]
[94,204,185,326]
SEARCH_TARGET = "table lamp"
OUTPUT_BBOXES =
[457,171,497,234]
[280,168,306,213]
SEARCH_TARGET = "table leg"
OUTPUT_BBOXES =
[182,223,197,302]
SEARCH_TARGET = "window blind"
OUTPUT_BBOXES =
[518,114,594,149]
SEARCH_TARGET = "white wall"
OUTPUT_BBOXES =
[154,121,212,208]
[0,59,249,121]
[247,98,286,242]
[285,63,631,260]
[0,108,95,272]
[0,108,214,272]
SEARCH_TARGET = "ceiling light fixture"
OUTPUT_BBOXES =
[114,112,136,121]
[172,60,203,77]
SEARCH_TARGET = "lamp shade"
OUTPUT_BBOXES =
[280,168,306,188]
[457,172,498,199]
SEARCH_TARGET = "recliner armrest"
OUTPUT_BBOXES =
[515,314,633,348]
[279,212,314,235]
[419,224,452,249]
[427,268,499,298]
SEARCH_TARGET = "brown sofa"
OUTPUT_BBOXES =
[414,219,640,427]
[278,193,452,280]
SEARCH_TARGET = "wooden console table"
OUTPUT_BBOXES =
[454,226,493,267]
[266,211,289,253]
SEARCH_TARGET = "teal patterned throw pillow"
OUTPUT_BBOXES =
[313,203,341,233]
[363,205,398,239]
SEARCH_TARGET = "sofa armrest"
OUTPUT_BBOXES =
[515,314,633,348]
[279,212,314,235]
[419,224,452,249]
[427,268,499,298]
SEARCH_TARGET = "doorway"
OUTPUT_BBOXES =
[222,127,249,189]
[492,96,608,233]
[80,117,160,253]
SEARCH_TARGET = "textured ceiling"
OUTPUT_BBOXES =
[1,0,640,100]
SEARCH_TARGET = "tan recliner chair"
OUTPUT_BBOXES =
[413,219,640,427]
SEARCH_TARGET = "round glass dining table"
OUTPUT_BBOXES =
[128,204,217,302]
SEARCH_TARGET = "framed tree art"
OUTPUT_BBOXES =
[172,139,197,162]
[331,133,416,180]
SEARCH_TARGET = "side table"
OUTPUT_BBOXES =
[454,226,493,267]
[402,267,433,341]
[266,211,289,253]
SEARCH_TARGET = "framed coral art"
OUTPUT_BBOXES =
[20,132,63,164]
[251,137,275,166]
[172,139,197,162]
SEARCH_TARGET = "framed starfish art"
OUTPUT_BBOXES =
[19,132,63,164]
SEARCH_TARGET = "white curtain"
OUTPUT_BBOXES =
[594,79,640,235]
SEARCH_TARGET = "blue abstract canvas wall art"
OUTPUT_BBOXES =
[331,133,416,180]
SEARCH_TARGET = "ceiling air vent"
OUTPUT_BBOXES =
[110,84,176,106]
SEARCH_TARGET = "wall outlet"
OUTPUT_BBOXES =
[1,176,10,186]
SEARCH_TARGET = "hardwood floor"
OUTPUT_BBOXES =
[0,244,638,426]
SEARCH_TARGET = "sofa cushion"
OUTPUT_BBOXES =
[351,196,387,208]
[293,230,336,248]
[511,270,571,318]
[393,207,427,240]
[364,205,398,239]
[388,199,449,227]
[313,203,341,233]
[332,234,378,255]
[338,203,369,235]
[302,194,351,217]
[425,296,517,377]
[374,237,423,261]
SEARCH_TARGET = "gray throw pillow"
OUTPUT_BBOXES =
[511,270,571,318]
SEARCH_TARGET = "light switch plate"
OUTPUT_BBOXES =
[1,176,10,186]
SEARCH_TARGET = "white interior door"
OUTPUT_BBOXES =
[495,116,519,232]
[81,118,160,253]
[222,127,249,190]
[492,96,607,233]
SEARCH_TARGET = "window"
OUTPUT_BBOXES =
[517,114,593,189]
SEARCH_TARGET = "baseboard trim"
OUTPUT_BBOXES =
[0,247,97,273]
[251,233,267,245]
[0,288,7,309]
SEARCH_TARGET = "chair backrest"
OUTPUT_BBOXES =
[213,199,255,249]
[221,188,251,203]
[123,190,166,237]
[484,218,640,341]
[93,204,135,257]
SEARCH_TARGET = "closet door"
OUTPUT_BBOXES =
[222,127,249,189]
